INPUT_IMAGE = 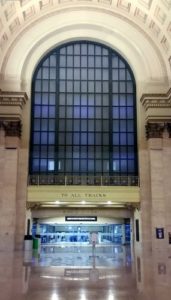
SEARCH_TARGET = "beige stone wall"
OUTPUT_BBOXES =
[15,148,29,249]
[0,128,20,251]
[148,134,171,252]
[0,93,28,250]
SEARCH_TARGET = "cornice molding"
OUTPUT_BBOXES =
[141,88,171,111]
[0,89,28,108]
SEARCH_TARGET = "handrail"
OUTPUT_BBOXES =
[28,175,139,186]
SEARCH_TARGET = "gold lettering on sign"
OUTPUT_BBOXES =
[71,193,81,197]
[85,193,106,197]
[56,193,107,199]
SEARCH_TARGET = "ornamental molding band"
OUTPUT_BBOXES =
[0,120,22,137]
[141,88,171,111]
[145,122,171,139]
[0,89,28,108]
[0,89,28,122]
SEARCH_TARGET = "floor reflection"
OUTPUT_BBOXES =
[37,245,132,268]
[0,245,171,300]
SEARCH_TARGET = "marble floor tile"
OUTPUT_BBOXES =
[0,245,171,300]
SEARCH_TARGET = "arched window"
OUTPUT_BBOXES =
[30,41,137,176]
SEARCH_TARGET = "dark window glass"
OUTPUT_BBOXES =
[30,41,137,175]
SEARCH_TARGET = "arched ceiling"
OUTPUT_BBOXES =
[0,0,171,87]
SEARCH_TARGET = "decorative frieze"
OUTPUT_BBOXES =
[141,88,171,111]
[0,90,28,108]
[141,88,171,123]
[146,122,171,139]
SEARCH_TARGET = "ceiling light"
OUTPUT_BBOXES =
[81,200,86,204]
[55,200,60,204]
[107,201,112,205]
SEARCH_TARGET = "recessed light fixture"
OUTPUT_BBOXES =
[107,201,112,205]
[55,200,60,204]
[81,200,86,204]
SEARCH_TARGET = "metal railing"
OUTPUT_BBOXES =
[28,175,139,186]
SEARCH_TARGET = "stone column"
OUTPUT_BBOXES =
[163,125,171,252]
[146,122,171,253]
[0,121,21,251]
[0,90,28,251]
[140,88,171,255]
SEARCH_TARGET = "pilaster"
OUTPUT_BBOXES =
[0,90,28,251]
[140,88,171,254]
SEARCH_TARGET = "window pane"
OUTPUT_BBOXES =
[35,106,42,118]
[35,80,41,92]
[112,82,118,93]
[120,107,126,119]
[50,55,56,67]
[74,56,80,67]
[113,133,119,145]
[67,56,73,67]
[33,132,40,144]
[113,120,119,132]
[113,107,119,118]
[59,68,66,79]
[34,119,41,131]
[41,132,48,144]
[81,56,87,67]
[127,107,133,119]
[112,95,119,106]
[49,94,55,105]
[120,133,127,145]
[96,107,101,118]
[49,106,55,118]
[35,93,41,104]
[42,119,48,130]
[120,120,126,132]
[67,69,73,80]
[48,132,55,144]
[121,160,127,172]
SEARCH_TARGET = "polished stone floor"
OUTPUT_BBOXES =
[0,245,171,300]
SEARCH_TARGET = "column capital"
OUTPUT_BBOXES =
[167,123,171,138]
[145,122,164,139]
[146,122,171,139]
[0,90,28,138]
[3,120,22,137]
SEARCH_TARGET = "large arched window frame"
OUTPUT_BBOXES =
[30,41,138,176]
